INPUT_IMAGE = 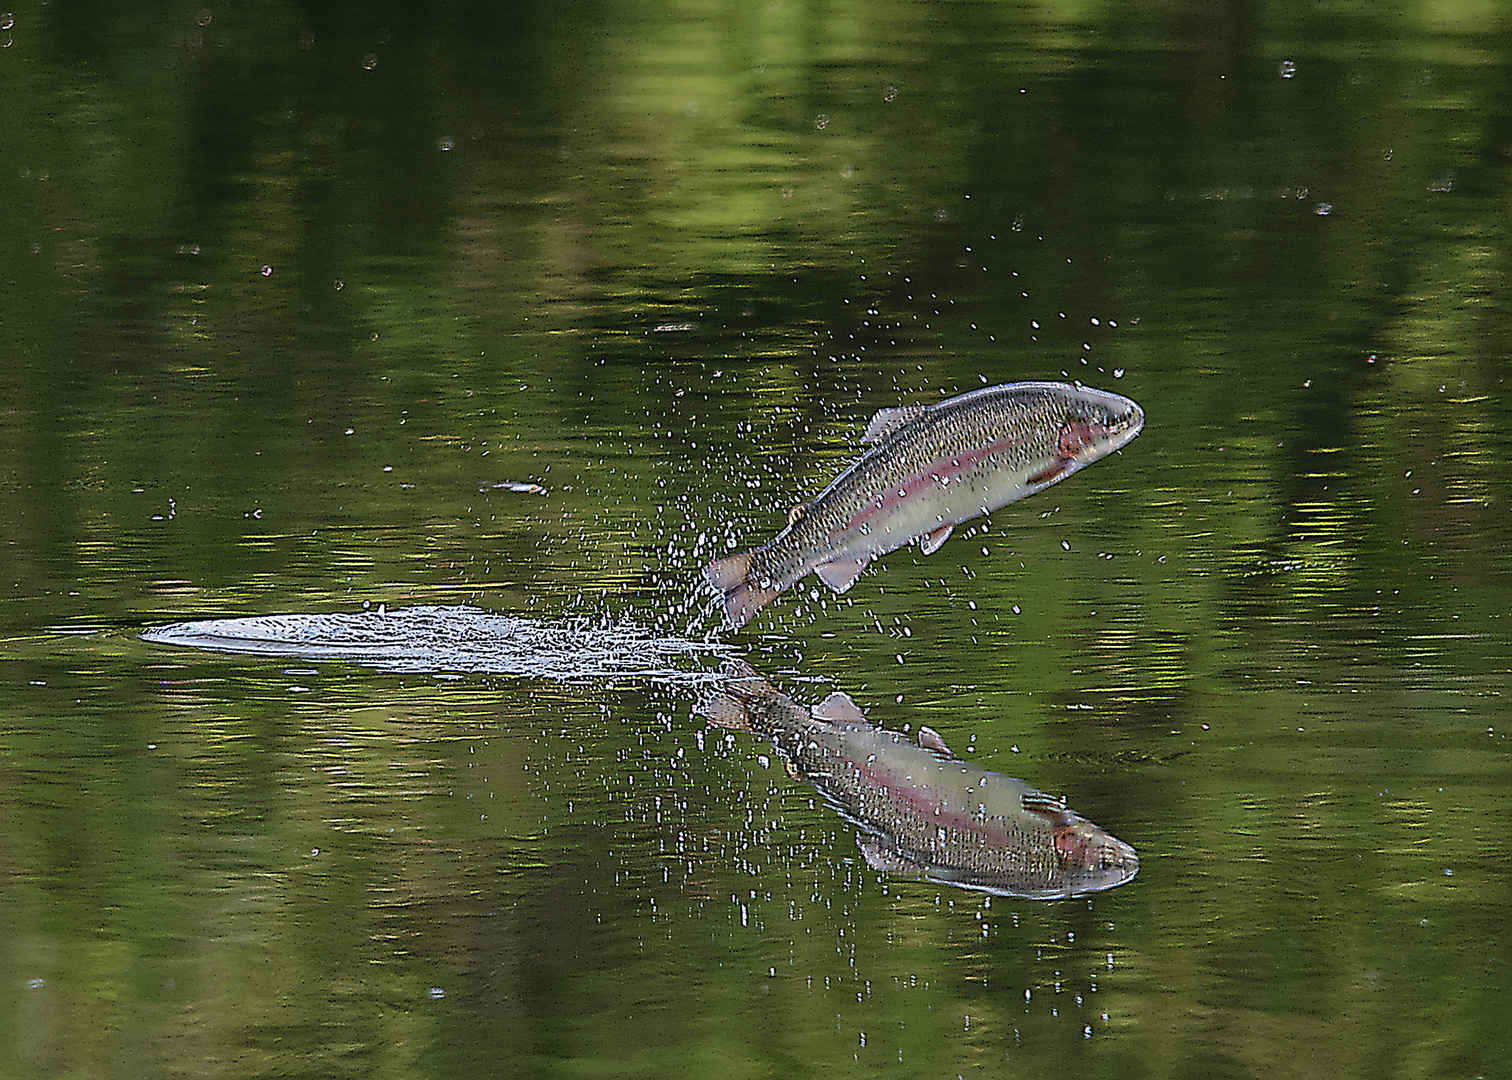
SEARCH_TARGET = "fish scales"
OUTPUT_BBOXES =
[777,386,1067,560]
[705,382,1144,627]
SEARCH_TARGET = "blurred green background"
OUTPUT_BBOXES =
[3,2,1510,1078]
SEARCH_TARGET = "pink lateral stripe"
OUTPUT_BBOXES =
[848,755,1019,844]
[842,438,1014,534]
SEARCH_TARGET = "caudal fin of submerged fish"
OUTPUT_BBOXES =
[702,551,780,629]
[696,659,772,730]
[697,690,752,731]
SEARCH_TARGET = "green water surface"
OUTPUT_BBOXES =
[2,2,1510,1078]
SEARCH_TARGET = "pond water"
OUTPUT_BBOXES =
[3,3,1511,1078]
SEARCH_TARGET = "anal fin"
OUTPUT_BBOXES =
[857,835,915,873]
[814,555,869,593]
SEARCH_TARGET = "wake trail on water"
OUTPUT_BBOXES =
[142,604,737,686]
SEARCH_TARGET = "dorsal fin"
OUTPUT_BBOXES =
[861,406,926,445]
[812,691,871,726]
[917,725,953,756]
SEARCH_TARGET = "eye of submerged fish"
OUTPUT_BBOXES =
[1054,824,1100,868]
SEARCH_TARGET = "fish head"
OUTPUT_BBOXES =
[1057,386,1144,465]
[1051,814,1140,894]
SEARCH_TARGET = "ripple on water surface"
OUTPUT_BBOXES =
[141,605,733,684]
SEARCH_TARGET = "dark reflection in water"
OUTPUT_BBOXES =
[700,660,1138,899]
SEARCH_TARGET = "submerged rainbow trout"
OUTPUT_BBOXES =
[704,381,1143,627]
[700,661,1138,899]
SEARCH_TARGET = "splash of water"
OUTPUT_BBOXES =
[142,605,735,685]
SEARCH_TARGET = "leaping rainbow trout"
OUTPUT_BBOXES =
[704,381,1143,627]
[700,661,1139,899]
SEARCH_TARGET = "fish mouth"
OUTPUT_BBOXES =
[1091,393,1144,454]
[1060,398,1144,464]
[1055,821,1140,877]
[1110,401,1144,446]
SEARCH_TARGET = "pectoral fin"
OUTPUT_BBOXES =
[919,523,954,555]
[1027,458,1073,486]
[814,556,869,593]
[1021,789,1068,819]
[857,835,916,873]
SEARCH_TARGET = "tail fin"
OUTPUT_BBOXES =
[702,551,780,629]
[696,660,770,731]
[697,691,752,731]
